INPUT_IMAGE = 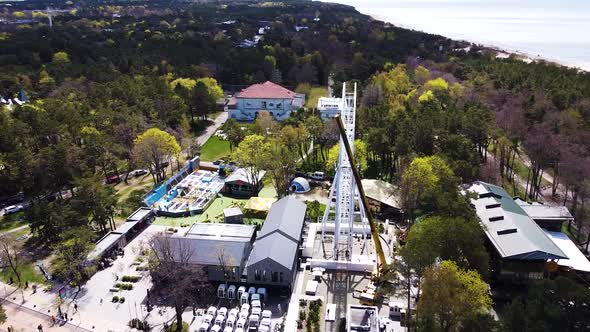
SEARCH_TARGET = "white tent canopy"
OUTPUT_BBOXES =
[290,177,310,193]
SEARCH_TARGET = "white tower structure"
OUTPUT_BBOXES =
[46,7,53,29]
[320,82,369,261]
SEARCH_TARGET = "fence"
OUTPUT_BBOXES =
[142,156,199,207]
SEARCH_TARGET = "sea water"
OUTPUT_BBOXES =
[329,0,590,70]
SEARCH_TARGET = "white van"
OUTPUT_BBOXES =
[3,204,23,215]
[226,315,236,329]
[217,284,226,298]
[240,292,249,305]
[227,285,237,300]
[389,301,404,317]
[248,314,259,328]
[251,300,261,309]
[237,286,246,300]
[215,314,225,326]
[310,171,325,181]
[198,322,210,332]
[260,317,271,328]
[236,318,246,329]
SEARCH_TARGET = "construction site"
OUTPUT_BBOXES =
[290,83,407,332]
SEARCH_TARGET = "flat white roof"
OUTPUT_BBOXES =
[544,230,590,272]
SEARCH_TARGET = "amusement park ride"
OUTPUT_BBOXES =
[319,82,387,272]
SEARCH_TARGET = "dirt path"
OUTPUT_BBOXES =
[0,225,28,237]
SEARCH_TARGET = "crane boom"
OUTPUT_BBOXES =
[334,114,387,268]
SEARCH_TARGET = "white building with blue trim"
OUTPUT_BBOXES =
[226,81,305,121]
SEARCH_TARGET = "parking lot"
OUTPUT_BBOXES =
[69,223,288,331]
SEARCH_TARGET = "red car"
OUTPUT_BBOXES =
[105,174,121,184]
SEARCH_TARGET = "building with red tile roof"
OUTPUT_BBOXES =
[226,81,305,121]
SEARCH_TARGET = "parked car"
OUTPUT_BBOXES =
[213,159,225,165]
[3,204,23,215]
[105,174,121,184]
[0,191,24,208]
[309,171,325,181]
[293,171,307,178]
[130,169,148,177]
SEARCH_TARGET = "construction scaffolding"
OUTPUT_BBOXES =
[320,82,372,262]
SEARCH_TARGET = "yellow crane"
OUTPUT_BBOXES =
[334,114,387,272]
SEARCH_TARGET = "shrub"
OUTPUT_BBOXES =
[119,296,126,303]
[112,296,119,302]
[129,318,150,331]
[166,321,189,332]
[299,310,306,321]
[115,283,134,290]
[122,276,141,282]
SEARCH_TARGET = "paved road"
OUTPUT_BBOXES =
[196,112,228,146]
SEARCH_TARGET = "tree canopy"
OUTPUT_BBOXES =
[417,260,493,332]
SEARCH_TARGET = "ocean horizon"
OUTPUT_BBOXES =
[327,0,590,71]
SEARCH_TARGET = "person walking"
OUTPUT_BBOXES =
[74,303,78,312]
[51,315,56,324]
[64,312,68,321]
[37,324,43,332]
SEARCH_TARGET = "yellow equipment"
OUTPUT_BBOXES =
[334,115,387,271]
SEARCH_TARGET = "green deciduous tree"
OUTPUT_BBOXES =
[233,135,272,192]
[325,139,367,176]
[400,155,454,220]
[417,260,492,332]
[52,51,70,64]
[51,227,95,291]
[133,128,181,183]
[72,175,118,233]
[403,216,489,277]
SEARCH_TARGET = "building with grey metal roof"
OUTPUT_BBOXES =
[463,181,566,260]
[514,198,574,231]
[246,195,307,289]
[160,223,256,283]
[257,195,306,242]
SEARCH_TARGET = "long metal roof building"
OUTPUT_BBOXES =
[247,195,307,269]
[463,181,567,260]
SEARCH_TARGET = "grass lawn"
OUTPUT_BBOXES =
[0,212,28,232]
[115,177,153,203]
[200,136,232,162]
[0,261,47,285]
[305,87,328,109]
[259,183,278,199]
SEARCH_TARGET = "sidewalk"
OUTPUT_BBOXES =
[196,111,228,146]
[0,274,131,332]
[1,300,85,332]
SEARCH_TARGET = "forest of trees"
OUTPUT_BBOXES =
[1,0,590,330]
